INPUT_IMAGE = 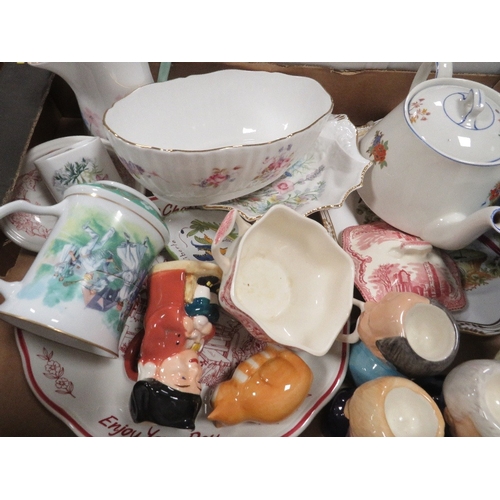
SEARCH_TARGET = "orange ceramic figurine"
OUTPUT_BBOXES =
[208,343,313,426]
[130,260,222,430]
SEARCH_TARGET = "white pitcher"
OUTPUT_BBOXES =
[29,62,154,139]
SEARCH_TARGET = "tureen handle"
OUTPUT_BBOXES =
[410,62,453,90]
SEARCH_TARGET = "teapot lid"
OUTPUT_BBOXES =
[405,78,500,165]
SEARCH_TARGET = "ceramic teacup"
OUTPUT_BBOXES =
[352,291,459,379]
[34,136,122,202]
[211,205,358,356]
[0,181,169,357]
[442,359,500,437]
[344,376,446,437]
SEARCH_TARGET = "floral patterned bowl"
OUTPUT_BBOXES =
[103,70,333,206]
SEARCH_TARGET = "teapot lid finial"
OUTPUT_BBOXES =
[405,79,500,166]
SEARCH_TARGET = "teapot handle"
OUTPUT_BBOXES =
[410,62,453,90]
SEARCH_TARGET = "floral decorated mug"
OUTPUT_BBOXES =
[0,181,169,357]
[34,136,122,202]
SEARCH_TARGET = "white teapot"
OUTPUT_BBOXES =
[358,62,500,251]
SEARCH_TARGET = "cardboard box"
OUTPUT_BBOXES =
[1,62,500,436]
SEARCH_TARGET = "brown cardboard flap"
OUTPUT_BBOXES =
[168,62,500,126]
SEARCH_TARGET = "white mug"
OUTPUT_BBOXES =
[0,181,169,357]
[211,205,358,356]
[34,136,122,202]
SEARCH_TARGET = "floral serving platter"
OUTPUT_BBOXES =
[203,114,370,221]
[16,316,348,437]
[150,115,371,222]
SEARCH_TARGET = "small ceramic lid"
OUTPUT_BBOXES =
[65,181,170,243]
[405,79,500,165]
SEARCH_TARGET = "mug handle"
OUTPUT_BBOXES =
[0,199,64,296]
[410,62,453,90]
[0,199,64,219]
[211,209,251,274]
[336,297,365,344]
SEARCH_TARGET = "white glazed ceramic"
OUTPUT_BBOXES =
[203,114,371,221]
[342,221,466,311]
[344,376,446,437]
[15,314,348,436]
[0,181,169,358]
[443,359,500,436]
[34,136,122,201]
[103,70,333,206]
[29,63,154,139]
[211,205,357,356]
[353,291,460,378]
[0,136,138,253]
[358,62,500,251]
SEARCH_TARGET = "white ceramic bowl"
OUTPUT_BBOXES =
[103,70,333,206]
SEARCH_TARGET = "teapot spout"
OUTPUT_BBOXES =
[421,206,500,251]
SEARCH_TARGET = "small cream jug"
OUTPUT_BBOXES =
[358,62,500,251]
